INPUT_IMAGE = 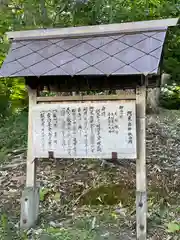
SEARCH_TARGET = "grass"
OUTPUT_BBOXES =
[0,110,28,161]
[0,202,180,239]
[0,207,133,240]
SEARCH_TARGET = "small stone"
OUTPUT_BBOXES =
[49,221,63,228]
[101,232,110,237]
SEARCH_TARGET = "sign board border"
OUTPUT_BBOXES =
[31,100,137,160]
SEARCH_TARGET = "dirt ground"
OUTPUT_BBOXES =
[0,109,180,239]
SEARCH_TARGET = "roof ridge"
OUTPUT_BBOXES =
[6,18,179,41]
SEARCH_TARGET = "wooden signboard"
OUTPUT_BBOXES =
[32,100,137,159]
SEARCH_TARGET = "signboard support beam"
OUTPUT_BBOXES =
[20,87,39,229]
[36,94,136,103]
[136,84,147,240]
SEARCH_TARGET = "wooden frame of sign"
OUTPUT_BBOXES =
[21,78,147,240]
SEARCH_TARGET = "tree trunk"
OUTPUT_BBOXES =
[161,73,171,86]
[40,0,48,27]
[146,88,160,114]
[146,73,171,114]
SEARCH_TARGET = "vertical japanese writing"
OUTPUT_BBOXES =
[60,107,66,149]
[83,107,88,155]
[108,112,115,133]
[66,107,71,155]
[72,108,77,155]
[89,106,95,153]
[77,107,82,135]
[108,112,111,133]
[96,108,102,152]
[40,111,45,151]
[114,111,119,134]
[47,111,52,148]
[127,110,133,144]
[52,110,58,146]
[119,105,124,118]
[34,102,136,159]
[101,106,106,117]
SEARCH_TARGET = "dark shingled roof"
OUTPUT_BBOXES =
[0,29,167,77]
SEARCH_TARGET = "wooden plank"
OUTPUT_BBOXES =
[83,94,136,101]
[32,101,137,159]
[26,87,37,187]
[6,18,179,40]
[37,95,83,102]
[20,88,39,230]
[37,94,136,103]
[136,85,147,240]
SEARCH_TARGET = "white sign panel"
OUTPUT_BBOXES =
[32,101,136,159]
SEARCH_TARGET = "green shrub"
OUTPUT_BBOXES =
[0,94,10,118]
[0,110,28,153]
[160,84,180,109]
[163,27,180,84]
[0,213,28,240]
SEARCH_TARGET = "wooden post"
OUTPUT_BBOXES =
[20,87,39,229]
[136,85,147,240]
[26,87,37,187]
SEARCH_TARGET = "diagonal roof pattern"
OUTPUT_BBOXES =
[0,30,167,77]
[0,18,179,78]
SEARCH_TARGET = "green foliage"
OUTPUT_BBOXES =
[0,110,28,153]
[166,222,180,233]
[9,79,28,110]
[160,84,180,109]
[43,227,95,240]
[0,1,179,116]
[0,0,178,109]
[39,188,51,202]
[0,78,27,117]
[0,79,11,117]
[0,94,10,117]
[163,27,180,83]
[0,213,28,240]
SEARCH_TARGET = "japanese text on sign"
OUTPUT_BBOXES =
[32,101,137,159]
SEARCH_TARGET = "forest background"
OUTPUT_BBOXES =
[0,1,180,239]
[0,0,180,116]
